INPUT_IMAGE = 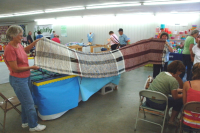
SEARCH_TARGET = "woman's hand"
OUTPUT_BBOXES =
[31,66,40,70]
[24,39,41,53]
[33,39,41,46]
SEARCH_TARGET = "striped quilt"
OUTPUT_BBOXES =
[35,38,165,78]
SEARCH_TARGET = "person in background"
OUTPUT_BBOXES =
[36,31,43,39]
[27,31,33,45]
[51,34,60,43]
[147,60,185,125]
[57,35,61,43]
[180,30,199,81]
[118,28,128,48]
[4,25,46,132]
[50,31,55,39]
[108,31,119,50]
[195,35,200,44]
[153,32,173,78]
[182,63,200,132]
[192,39,200,65]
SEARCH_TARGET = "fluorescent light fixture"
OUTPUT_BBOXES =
[144,0,200,5]
[0,14,13,18]
[116,13,153,16]
[86,2,141,9]
[14,10,44,16]
[34,18,55,22]
[83,14,115,18]
[170,11,178,14]
[34,18,56,25]
[45,6,85,13]
[56,16,82,20]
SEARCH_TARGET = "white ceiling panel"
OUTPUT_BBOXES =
[0,0,199,24]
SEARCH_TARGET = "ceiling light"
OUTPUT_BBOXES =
[14,10,44,16]
[116,13,153,16]
[0,14,14,18]
[170,11,178,14]
[144,0,200,5]
[56,16,82,20]
[86,2,141,9]
[83,14,115,18]
[34,18,55,22]
[45,6,85,13]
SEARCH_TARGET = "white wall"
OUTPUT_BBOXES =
[27,13,200,45]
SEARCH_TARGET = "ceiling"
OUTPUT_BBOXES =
[0,0,200,24]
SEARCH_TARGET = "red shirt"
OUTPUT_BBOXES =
[4,43,30,78]
[183,81,200,129]
[51,38,60,43]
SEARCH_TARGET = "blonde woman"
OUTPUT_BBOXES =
[4,25,46,132]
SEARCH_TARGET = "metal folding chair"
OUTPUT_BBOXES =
[0,92,21,133]
[178,102,200,133]
[134,90,168,133]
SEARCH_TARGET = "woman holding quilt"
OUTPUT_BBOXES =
[4,25,46,132]
[153,32,173,78]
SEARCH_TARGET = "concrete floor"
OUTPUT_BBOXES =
[0,67,178,133]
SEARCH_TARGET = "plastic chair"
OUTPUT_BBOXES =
[0,93,21,133]
[177,102,200,133]
[134,90,168,133]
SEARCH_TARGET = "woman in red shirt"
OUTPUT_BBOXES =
[183,63,200,132]
[4,25,46,132]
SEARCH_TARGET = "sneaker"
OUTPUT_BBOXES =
[168,121,178,126]
[22,123,28,128]
[29,124,46,132]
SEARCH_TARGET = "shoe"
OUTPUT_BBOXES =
[168,121,178,126]
[29,124,46,132]
[22,123,28,128]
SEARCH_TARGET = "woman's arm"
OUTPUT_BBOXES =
[173,75,184,89]
[171,89,183,99]
[166,42,173,52]
[8,61,39,73]
[24,39,40,53]
[189,44,195,62]
[183,82,188,105]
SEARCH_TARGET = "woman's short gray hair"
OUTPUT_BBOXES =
[6,25,23,41]
[191,29,199,35]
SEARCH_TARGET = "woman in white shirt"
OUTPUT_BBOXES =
[192,39,200,64]
[108,31,119,50]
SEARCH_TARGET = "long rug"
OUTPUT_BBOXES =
[35,38,166,78]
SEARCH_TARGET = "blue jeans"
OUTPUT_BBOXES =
[146,97,183,112]
[153,62,168,78]
[180,54,193,80]
[9,75,38,128]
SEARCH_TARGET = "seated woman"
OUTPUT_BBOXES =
[146,60,185,125]
[182,63,200,131]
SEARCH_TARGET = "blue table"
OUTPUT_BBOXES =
[169,53,183,61]
[32,75,79,116]
[31,74,121,120]
[78,75,121,101]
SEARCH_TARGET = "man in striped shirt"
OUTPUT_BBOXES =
[108,31,119,50]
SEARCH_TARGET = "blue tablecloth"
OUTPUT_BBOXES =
[169,53,183,61]
[32,76,79,116]
[32,75,121,116]
[78,75,121,101]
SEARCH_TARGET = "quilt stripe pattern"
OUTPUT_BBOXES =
[35,38,165,78]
